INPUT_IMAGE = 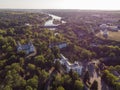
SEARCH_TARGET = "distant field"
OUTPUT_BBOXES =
[96,30,120,42]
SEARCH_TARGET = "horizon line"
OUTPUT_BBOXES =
[0,8,120,11]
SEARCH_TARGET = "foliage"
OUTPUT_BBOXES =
[74,80,84,90]
[56,86,65,90]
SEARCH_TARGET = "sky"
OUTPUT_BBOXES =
[0,0,120,10]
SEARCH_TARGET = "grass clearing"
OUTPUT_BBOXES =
[96,30,120,42]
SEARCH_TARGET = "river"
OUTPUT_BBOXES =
[44,14,66,30]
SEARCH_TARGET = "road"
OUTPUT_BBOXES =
[81,60,111,90]
[88,60,111,90]
[44,67,55,90]
[26,47,37,58]
[90,69,101,90]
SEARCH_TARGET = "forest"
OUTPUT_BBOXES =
[0,9,120,90]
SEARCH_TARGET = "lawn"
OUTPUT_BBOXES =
[96,30,120,42]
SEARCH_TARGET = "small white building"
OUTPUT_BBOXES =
[17,41,35,54]
[100,24,118,31]
[58,43,67,49]
[49,42,67,49]
[108,26,118,31]
[25,23,31,26]
[54,54,83,75]
[100,24,108,29]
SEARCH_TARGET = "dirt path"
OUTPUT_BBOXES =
[90,70,102,90]
[45,67,55,90]
[26,47,37,58]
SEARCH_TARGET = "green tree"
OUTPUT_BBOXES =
[54,60,61,71]
[19,58,25,66]
[53,75,63,88]
[7,28,15,36]
[27,75,38,89]
[69,69,79,81]
[5,69,26,89]
[102,70,119,86]
[56,86,65,90]
[81,50,92,60]
[0,59,6,69]
[38,69,49,83]
[0,29,6,35]
[74,80,84,90]
[63,75,72,90]
[52,46,60,58]
[115,82,120,90]
[27,63,36,71]
[34,55,45,67]
[25,86,33,90]
[3,85,12,90]
[18,51,26,57]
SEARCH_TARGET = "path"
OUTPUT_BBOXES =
[90,69,101,90]
[89,60,111,90]
[26,47,37,58]
[45,67,55,90]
